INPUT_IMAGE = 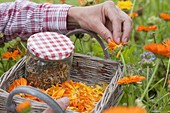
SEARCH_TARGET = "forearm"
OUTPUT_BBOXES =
[0,0,71,43]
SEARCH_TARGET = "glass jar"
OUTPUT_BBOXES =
[26,32,74,90]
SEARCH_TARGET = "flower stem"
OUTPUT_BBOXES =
[163,58,170,89]
[130,0,136,17]
[120,53,127,76]
[140,59,160,101]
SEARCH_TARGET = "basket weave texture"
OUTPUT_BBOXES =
[0,29,124,113]
[0,53,123,113]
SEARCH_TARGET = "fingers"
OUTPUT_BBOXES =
[42,97,70,113]
[95,21,112,43]
[112,19,122,44]
[102,1,132,44]
[56,97,70,110]
[120,11,132,43]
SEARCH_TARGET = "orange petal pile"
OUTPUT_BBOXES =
[16,100,31,113]
[45,80,107,112]
[8,78,107,113]
[102,106,147,113]
[2,49,22,60]
[117,75,145,85]
[136,25,158,32]
[8,78,27,92]
[144,39,170,57]
[160,13,170,21]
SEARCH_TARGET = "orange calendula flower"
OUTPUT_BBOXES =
[117,0,133,10]
[60,0,66,3]
[136,25,158,32]
[107,39,129,51]
[78,0,87,6]
[102,106,147,113]
[144,39,170,57]
[2,49,22,60]
[128,12,138,18]
[160,13,170,21]
[107,39,129,57]
[168,80,170,84]
[16,100,31,113]
[117,75,145,85]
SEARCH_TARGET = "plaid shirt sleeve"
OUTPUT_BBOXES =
[0,0,71,43]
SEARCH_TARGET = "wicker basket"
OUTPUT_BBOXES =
[0,29,123,113]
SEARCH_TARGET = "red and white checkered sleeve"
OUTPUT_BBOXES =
[0,0,71,42]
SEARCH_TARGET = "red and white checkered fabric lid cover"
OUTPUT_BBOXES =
[27,32,74,60]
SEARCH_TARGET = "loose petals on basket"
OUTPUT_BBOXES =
[8,78,27,92]
[8,78,107,113]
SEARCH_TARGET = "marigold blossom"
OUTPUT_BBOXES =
[2,49,22,60]
[168,80,170,84]
[136,25,158,32]
[144,39,170,57]
[160,13,170,21]
[117,0,133,10]
[107,39,129,57]
[102,106,147,113]
[16,100,31,113]
[128,12,138,18]
[117,75,145,85]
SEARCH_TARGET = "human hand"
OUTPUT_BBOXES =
[42,97,70,113]
[68,1,132,44]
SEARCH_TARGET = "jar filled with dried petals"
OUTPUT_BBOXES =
[26,32,74,90]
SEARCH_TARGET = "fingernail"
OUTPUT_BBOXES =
[107,37,111,43]
[60,97,70,106]
[122,38,128,43]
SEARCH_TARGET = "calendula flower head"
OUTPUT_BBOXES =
[117,75,146,85]
[2,49,22,60]
[144,39,170,57]
[128,12,138,18]
[147,16,162,25]
[117,0,133,10]
[102,106,147,113]
[107,39,129,57]
[168,80,170,84]
[136,25,158,32]
[78,0,97,6]
[160,13,170,21]
[16,100,31,113]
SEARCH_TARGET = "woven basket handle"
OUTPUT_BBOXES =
[6,86,64,113]
[66,29,110,59]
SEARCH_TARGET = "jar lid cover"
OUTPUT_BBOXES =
[27,32,74,60]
